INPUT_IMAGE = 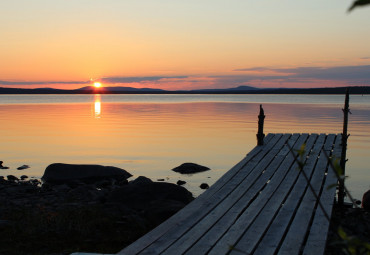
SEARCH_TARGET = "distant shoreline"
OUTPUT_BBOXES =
[0,86,369,95]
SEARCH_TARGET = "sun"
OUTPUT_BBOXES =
[94,82,102,88]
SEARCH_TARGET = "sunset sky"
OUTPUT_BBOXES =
[1,0,370,90]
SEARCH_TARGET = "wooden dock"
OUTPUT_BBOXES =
[118,133,342,255]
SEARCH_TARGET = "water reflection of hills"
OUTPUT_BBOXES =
[0,96,369,198]
[0,86,369,94]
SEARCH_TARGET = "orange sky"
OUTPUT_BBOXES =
[1,1,370,90]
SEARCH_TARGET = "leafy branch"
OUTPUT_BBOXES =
[348,0,370,12]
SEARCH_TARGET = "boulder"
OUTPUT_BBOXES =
[172,163,210,174]
[144,199,189,226]
[42,163,132,184]
[362,190,370,211]
[108,182,194,211]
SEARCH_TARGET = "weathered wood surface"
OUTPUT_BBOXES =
[118,133,341,255]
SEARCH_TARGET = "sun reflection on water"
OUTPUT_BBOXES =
[94,94,101,118]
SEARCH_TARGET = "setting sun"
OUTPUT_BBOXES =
[94,82,102,88]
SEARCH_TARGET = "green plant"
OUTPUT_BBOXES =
[291,143,370,255]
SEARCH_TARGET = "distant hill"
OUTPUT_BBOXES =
[0,85,369,94]
[193,85,259,93]
[77,86,165,92]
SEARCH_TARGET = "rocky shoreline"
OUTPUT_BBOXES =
[0,172,194,255]
[1,162,369,255]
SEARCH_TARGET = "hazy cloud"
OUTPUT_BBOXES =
[2,65,369,90]
[0,80,90,86]
[233,65,370,81]
[101,76,188,84]
[233,67,273,72]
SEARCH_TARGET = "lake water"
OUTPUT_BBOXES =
[0,94,369,198]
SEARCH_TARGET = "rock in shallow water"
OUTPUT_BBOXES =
[177,180,186,186]
[42,163,132,184]
[0,161,9,170]
[6,175,18,182]
[200,183,209,189]
[17,165,30,170]
[20,175,28,180]
[172,163,210,174]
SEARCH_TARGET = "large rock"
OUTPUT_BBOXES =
[172,163,210,174]
[42,163,132,184]
[108,182,194,211]
[362,190,370,211]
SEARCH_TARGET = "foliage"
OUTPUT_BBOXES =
[348,0,370,12]
[293,144,370,255]
[336,227,370,255]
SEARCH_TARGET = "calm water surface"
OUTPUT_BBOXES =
[0,94,369,198]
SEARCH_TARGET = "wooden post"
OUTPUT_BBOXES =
[338,88,350,206]
[257,104,265,146]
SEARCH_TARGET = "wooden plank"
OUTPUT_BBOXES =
[177,134,302,255]
[302,134,342,255]
[119,133,339,255]
[118,134,275,255]
[277,134,336,255]
[197,133,276,202]
[208,134,310,255]
[146,135,290,255]
[228,134,318,255]
[252,134,327,255]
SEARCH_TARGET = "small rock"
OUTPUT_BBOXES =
[172,163,210,174]
[177,180,186,186]
[7,175,18,182]
[29,179,41,186]
[157,179,165,182]
[20,175,28,180]
[0,161,3,167]
[17,165,30,170]
[0,166,9,170]
[200,183,209,189]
